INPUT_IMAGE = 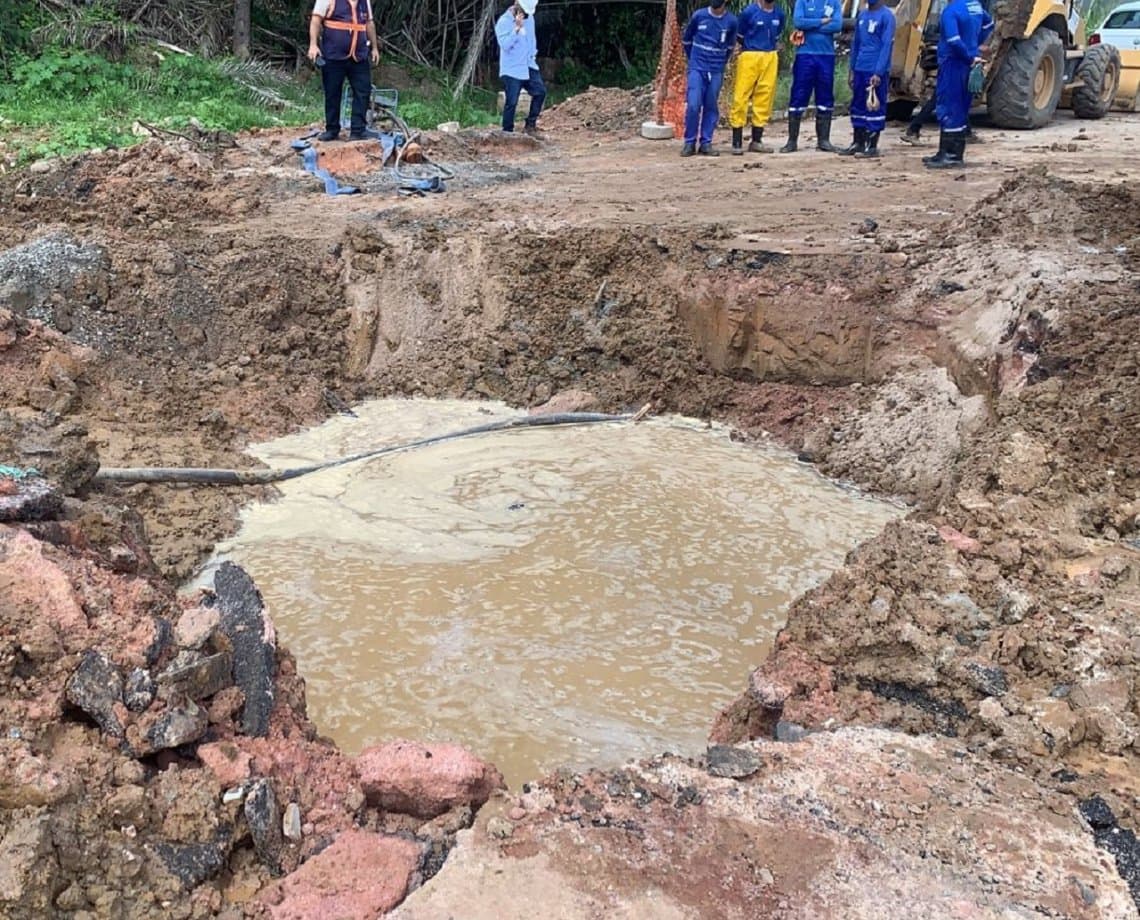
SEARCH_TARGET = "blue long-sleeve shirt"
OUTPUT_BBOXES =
[793,0,841,55]
[495,9,537,79]
[737,2,785,53]
[938,0,989,65]
[682,7,739,73]
[974,0,995,46]
[851,4,895,74]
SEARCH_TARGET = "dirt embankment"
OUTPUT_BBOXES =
[2,108,1140,917]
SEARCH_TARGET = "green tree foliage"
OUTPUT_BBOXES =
[553,4,663,90]
[0,0,47,75]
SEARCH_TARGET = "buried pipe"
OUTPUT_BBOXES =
[94,406,652,487]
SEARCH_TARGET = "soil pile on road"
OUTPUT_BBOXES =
[543,84,655,133]
[963,169,1140,249]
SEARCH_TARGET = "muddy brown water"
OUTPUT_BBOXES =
[195,400,901,786]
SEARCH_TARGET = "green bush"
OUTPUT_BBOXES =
[0,0,45,76]
[553,4,660,94]
[10,48,124,100]
[0,45,320,162]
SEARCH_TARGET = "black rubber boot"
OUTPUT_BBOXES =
[681,142,697,157]
[839,127,866,156]
[922,131,948,166]
[748,126,770,153]
[731,127,744,155]
[925,131,965,168]
[815,112,838,152]
[947,131,967,164]
[855,131,881,158]
[698,143,720,157]
[779,115,801,153]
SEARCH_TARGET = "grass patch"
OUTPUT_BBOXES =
[395,83,499,130]
[0,47,320,163]
[0,45,501,165]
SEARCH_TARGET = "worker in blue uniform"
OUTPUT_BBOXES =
[840,0,895,158]
[681,0,739,156]
[780,0,842,153]
[902,0,991,146]
[925,0,993,168]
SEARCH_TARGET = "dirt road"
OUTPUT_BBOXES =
[1,101,1139,917]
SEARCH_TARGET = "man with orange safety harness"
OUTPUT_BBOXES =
[307,0,380,142]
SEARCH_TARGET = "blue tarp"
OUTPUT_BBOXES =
[293,130,444,196]
[300,146,360,196]
[0,466,41,480]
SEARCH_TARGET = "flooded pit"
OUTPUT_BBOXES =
[197,400,901,786]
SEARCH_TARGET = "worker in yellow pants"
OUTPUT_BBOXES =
[730,0,785,154]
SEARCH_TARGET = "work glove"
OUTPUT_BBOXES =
[968,62,985,95]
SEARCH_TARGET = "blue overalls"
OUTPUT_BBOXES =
[787,0,842,117]
[936,0,990,133]
[849,3,896,134]
[682,6,739,147]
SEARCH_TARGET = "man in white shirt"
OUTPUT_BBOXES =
[495,0,546,134]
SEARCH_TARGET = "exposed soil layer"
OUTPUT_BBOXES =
[2,99,1140,916]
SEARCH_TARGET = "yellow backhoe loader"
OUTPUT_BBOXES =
[884,0,1126,127]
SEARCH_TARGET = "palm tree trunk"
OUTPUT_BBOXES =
[233,0,252,60]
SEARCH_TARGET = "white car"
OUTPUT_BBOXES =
[1090,1,1140,51]
[1089,1,1140,109]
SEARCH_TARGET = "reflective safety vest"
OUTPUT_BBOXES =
[317,0,371,62]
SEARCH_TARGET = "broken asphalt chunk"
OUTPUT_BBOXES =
[705,744,762,779]
[214,562,275,737]
[65,650,124,737]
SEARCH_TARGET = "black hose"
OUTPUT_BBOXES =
[94,410,640,486]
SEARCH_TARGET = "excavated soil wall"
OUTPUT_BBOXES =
[339,222,890,399]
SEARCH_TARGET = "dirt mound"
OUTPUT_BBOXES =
[542,84,655,133]
[716,172,1140,896]
[0,139,361,577]
[962,170,1140,250]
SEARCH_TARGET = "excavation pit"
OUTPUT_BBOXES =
[194,399,901,785]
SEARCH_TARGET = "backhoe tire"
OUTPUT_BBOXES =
[988,28,1065,129]
[1072,43,1121,119]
